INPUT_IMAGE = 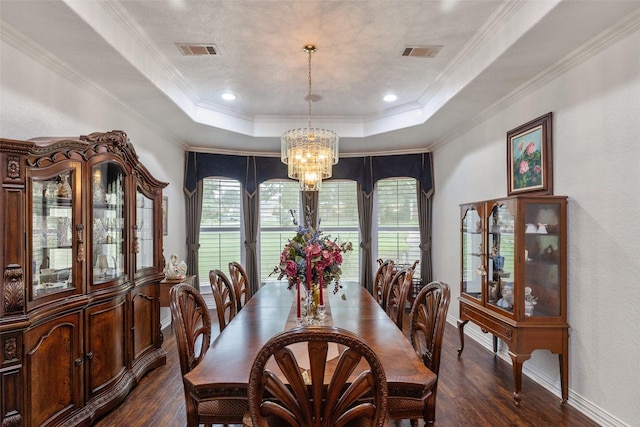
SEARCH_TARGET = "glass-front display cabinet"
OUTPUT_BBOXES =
[458,195,568,404]
[91,162,126,287]
[135,189,156,275]
[28,162,82,304]
[461,203,483,300]
[0,131,167,427]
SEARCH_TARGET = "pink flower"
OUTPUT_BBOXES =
[519,160,529,175]
[534,165,541,174]
[285,260,298,277]
[307,243,322,257]
[280,246,289,263]
[525,142,536,156]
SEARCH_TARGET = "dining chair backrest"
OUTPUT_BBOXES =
[170,284,211,377]
[247,325,389,427]
[408,281,450,425]
[373,259,395,310]
[170,283,248,426]
[228,261,251,312]
[209,269,237,332]
[385,265,415,331]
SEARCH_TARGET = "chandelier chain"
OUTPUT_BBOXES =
[307,48,312,130]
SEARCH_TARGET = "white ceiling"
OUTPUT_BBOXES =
[1,0,639,155]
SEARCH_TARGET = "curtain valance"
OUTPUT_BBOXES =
[185,151,432,195]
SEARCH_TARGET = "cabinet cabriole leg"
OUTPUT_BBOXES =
[457,319,468,356]
[509,351,531,405]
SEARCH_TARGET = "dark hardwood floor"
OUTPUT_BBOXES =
[95,312,597,427]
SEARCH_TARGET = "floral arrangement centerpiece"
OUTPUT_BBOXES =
[271,209,352,309]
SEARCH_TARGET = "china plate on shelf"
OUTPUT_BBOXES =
[39,282,68,290]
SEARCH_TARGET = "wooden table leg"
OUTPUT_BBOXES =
[508,351,531,405]
[457,319,468,355]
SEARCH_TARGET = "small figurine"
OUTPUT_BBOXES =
[164,254,187,280]
[57,172,72,199]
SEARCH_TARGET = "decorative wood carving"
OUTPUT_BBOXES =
[6,156,20,180]
[76,224,85,263]
[4,337,17,361]
[3,266,24,314]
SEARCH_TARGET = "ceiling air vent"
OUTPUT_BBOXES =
[176,43,218,56]
[402,46,442,58]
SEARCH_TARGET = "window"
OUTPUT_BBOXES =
[318,181,359,281]
[198,178,242,285]
[375,178,420,279]
[259,181,301,282]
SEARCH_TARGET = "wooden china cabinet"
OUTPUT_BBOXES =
[0,131,167,426]
[457,195,568,404]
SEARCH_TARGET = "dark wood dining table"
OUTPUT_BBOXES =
[183,281,436,408]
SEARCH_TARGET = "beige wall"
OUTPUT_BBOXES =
[1,37,187,328]
[2,19,639,427]
[432,27,640,427]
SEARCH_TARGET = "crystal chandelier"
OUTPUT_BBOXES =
[281,45,339,191]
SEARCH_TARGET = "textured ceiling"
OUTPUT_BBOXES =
[1,0,639,155]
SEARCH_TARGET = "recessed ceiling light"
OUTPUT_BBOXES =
[221,93,236,101]
[383,94,397,102]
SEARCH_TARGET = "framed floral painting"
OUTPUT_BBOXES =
[507,112,553,196]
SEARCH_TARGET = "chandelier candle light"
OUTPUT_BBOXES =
[281,45,339,191]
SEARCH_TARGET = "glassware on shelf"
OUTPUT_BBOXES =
[56,217,71,246]
[92,168,107,203]
[95,254,109,279]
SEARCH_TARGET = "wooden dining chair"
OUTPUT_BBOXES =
[245,326,390,427]
[385,265,415,331]
[228,261,251,312]
[169,284,248,427]
[388,281,451,427]
[373,259,395,311]
[209,269,237,332]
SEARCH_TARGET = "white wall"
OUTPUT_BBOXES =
[432,27,640,426]
[0,38,187,327]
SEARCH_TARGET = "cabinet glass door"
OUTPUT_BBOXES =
[31,168,76,298]
[135,190,155,272]
[92,162,125,284]
[461,206,483,299]
[488,203,515,313]
[523,202,561,317]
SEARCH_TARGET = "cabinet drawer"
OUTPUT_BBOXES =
[461,304,514,343]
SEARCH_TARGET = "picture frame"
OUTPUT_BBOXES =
[162,196,168,235]
[507,112,553,196]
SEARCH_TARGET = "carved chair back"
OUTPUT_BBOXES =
[373,259,395,310]
[388,281,450,426]
[228,261,251,312]
[170,284,248,426]
[385,266,415,331]
[247,326,389,427]
[209,269,237,332]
